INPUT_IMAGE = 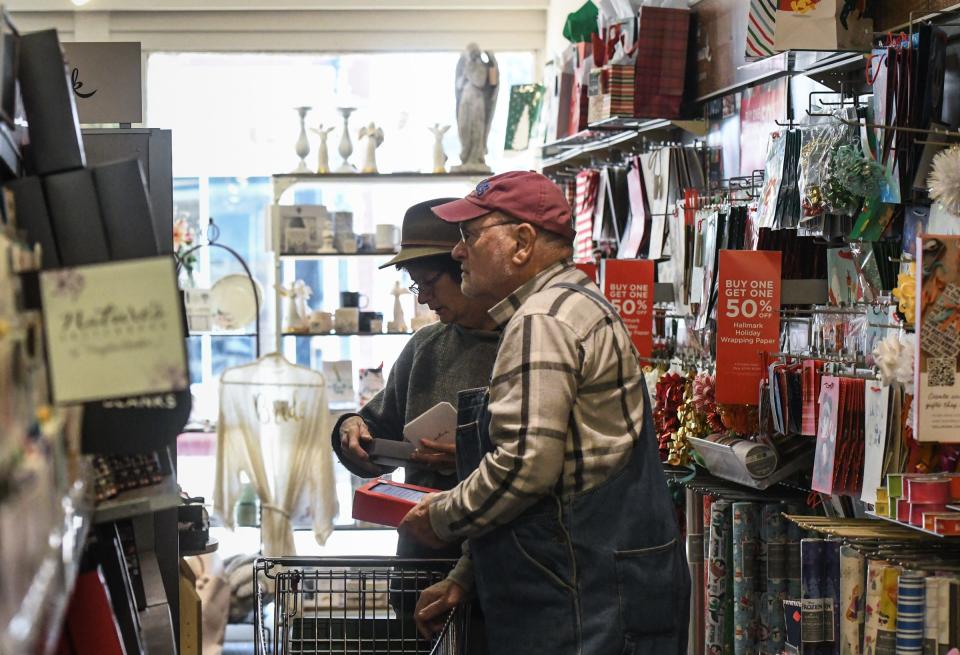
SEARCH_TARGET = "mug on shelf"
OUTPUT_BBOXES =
[359,311,383,334]
[340,291,368,308]
[334,307,360,334]
[357,233,377,253]
[375,224,400,252]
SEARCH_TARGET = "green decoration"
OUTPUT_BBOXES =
[504,84,545,151]
[563,1,599,44]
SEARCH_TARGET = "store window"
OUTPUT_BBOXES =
[150,51,535,553]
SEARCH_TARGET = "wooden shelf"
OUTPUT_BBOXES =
[272,172,487,181]
[278,251,396,259]
[282,332,414,337]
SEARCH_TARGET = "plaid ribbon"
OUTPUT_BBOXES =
[746,0,778,58]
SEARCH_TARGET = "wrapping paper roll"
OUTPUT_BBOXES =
[801,539,832,655]
[706,500,734,654]
[760,504,788,655]
[839,546,866,655]
[787,508,804,600]
[733,502,760,655]
[824,542,841,654]
[896,572,925,655]
[923,577,938,655]
[863,561,899,655]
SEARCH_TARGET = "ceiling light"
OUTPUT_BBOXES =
[71,0,91,6]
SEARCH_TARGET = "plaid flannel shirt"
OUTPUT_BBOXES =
[429,259,647,542]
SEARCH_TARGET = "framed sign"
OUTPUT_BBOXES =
[41,256,187,404]
[62,42,142,124]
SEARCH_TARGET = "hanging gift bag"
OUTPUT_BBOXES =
[773,0,873,52]
[633,6,690,118]
[745,0,778,59]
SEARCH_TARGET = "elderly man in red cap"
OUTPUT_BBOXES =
[398,171,689,655]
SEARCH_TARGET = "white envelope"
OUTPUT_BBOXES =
[403,402,457,448]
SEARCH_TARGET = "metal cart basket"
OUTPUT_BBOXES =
[254,557,469,655]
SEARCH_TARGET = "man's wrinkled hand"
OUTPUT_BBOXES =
[410,438,456,470]
[398,493,448,549]
[415,578,467,639]
[338,416,380,474]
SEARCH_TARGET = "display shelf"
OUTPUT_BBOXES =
[669,466,808,502]
[948,504,960,512]
[278,251,396,259]
[541,120,677,171]
[271,171,485,202]
[865,511,960,539]
[189,332,257,338]
[2,477,93,655]
[180,538,218,557]
[282,331,415,337]
[94,473,181,525]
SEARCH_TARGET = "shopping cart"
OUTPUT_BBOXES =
[253,557,470,655]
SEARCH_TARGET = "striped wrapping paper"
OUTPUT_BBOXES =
[733,502,760,655]
[745,0,778,59]
[705,495,715,613]
[760,504,788,655]
[706,500,734,655]
[573,169,599,261]
[839,546,865,655]
[896,572,925,655]
[922,577,938,655]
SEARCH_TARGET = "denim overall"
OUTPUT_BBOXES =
[454,285,690,655]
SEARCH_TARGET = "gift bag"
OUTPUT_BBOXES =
[633,6,690,118]
[773,0,873,52]
[745,0,778,59]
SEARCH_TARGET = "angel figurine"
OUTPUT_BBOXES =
[428,124,450,174]
[277,280,312,333]
[452,43,498,174]
[387,281,410,333]
[310,124,335,174]
[358,122,384,174]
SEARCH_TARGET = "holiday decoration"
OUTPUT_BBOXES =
[928,144,960,214]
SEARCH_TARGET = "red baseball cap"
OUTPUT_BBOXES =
[431,171,575,240]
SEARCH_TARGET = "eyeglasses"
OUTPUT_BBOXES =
[458,220,517,245]
[408,271,444,297]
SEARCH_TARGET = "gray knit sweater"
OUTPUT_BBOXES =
[330,321,500,557]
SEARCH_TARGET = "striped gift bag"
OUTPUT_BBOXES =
[746,0,778,59]
[574,169,599,262]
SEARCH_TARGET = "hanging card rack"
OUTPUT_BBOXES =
[175,217,262,358]
[806,83,861,119]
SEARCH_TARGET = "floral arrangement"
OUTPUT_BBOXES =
[174,218,198,283]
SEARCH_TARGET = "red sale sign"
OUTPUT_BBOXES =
[716,250,781,405]
[575,262,598,283]
[602,259,654,358]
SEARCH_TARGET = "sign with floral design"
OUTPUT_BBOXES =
[40,256,188,404]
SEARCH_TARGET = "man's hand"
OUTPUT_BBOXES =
[398,493,449,549]
[338,416,380,475]
[410,438,456,470]
[415,579,467,639]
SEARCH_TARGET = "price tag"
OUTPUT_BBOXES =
[602,259,654,358]
[716,250,781,405]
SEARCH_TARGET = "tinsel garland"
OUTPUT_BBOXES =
[822,144,884,211]
[928,144,960,215]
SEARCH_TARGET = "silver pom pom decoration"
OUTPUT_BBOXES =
[928,144,960,214]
